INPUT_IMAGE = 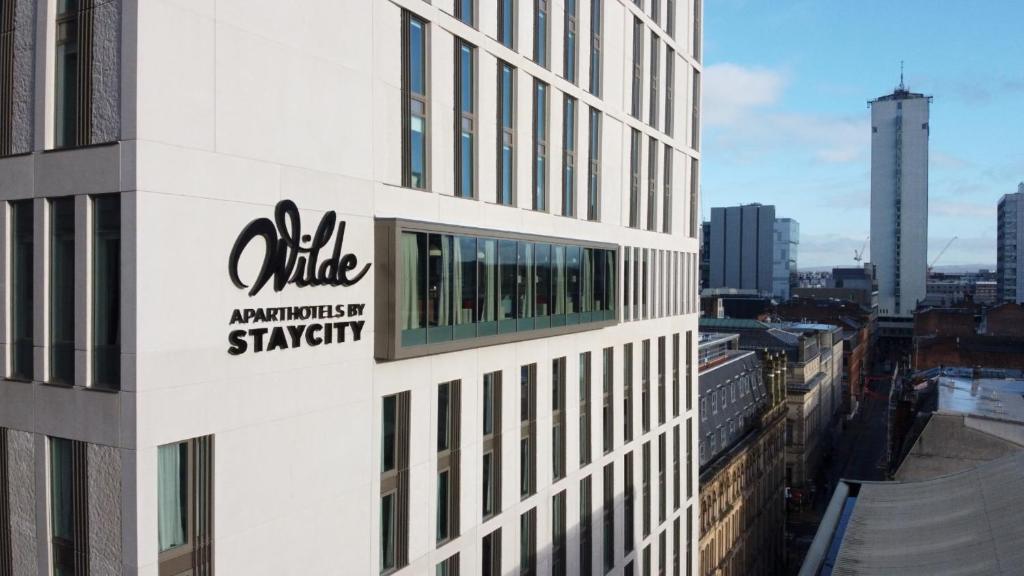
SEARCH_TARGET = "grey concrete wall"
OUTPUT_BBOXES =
[90,0,122,144]
[10,0,35,153]
[87,443,123,575]
[7,429,38,576]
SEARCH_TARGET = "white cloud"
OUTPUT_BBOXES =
[704,63,787,125]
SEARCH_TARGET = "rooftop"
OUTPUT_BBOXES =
[937,371,1024,424]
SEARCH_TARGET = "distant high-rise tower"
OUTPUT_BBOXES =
[997,183,1024,304]
[869,78,931,318]
[708,203,775,296]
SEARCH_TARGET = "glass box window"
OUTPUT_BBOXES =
[50,197,75,386]
[391,226,616,355]
[93,194,120,389]
[10,200,33,380]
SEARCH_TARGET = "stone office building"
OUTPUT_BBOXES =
[696,333,786,576]
[0,0,704,575]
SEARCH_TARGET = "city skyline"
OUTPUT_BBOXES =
[701,0,1023,268]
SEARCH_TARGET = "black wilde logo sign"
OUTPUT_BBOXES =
[228,199,370,297]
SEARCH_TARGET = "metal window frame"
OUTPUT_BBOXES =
[401,11,431,191]
[454,39,478,199]
[588,0,602,96]
[498,0,516,49]
[533,0,549,68]
[496,60,517,206]
[629,129,641,228]
[579,351,592,465]
[436,380,461,544]
[664,48,675,136]
[631,17,643,118]
[561,95,577,217]
[158,435,215,576]
[532,80,549,212]
[649,36,660,129]
[647,137,658,231]
[587,107,601,221]
[663,144,673,234]
[563,0,578,83]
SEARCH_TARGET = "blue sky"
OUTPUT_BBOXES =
[701,0,1024,268]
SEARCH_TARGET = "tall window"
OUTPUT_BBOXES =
[587,108,601,221]
[520,364,537,498]
[455,41,476,198]
[673,425,680,512]
[482,372,502,518]
[649,37,660,129]
[437,380,462,544]
[666,0,676,38]
[657,336,666,425]
[482,528,502,576]
[588,0,602,96]
[381,392,411,573]
[602,462,615,573]
[552,491,567,576]
[686,505,693,576]
[665,48,675,136]
[686,418,693,499]
[562,96,577,216]
[552,357,566,481]
[641,340,651,433]
[402,12,429,190]
[50,198,74,386]
[579,351,592,465]
[672,334,680,417]
[691,69,700,151]
[49,437,85,575]
[624,451,635,553]
[456,0,476,26]
[663,145,673,234]
[659,531,667,576]
[689,159,699,238]
[10,200,33,380]
[54,0,90,148]
[602,347,614,454]
[693,0,702,62]
[658,433,666,523]
[532,81,548,211]
[497,61,516,206]
[631,17,643,118]
[673,518,680,576]
[563,0,577,83]
[93,195,120,389]
[498,0,515,48]
[437,554,460,576]
[685,331,693,411]
[642,441,651,537]
[629,129,641,228]
[647,137,658,231]
[158,435,215,576]
[520,508,537,576]
[624,343,634,443]
[533,0,549,68]
[580,475,593,574]
[624,248,631,320]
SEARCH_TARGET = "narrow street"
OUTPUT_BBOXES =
[784,373,893,573]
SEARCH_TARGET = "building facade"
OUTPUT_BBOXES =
[707,204,775,297]
[0,1,703,575]
[869,83,930,319]
[696,334,785,576]
[772,218,799,302]
[997,185,1023,304]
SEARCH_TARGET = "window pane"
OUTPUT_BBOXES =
[438,382,451,452]
[517,242,535,319]
[534,244,551,318]
[437,470,450,540]
[401,232,427,345]
[382,396,397,472]
[552,245,566,317]
[499,240,518,324]
[93,195,121,389]
[478,238,498,326]
[566,246,581,315]
[50,198,75,385]
[158,442,188,552]
[11,201,33,380]
[409,18,426,95]
[427,234,454,341]
[381,493,395,569]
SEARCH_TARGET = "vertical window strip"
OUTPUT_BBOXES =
[673,425,680,511]
[0,0,15,156]
[580,475,593,574]
[663,145,673,234]
[602,347,614,454]
[587,107,601,221]
[665,48,675,136]
[552,358,566,481]
[54,0,95,148]
[0,428,10,574]
[624,451,635,553]
[693,0,701,62]
[588,0,602,96]
[691,69,700,151]
[562,96,577,217]
[649,36,659,129]
[49,437,89,575]
[482,371,503,519]
[624,342,634,443]
[642,441,651,537]
[552,491,566,576]
[629,129,641,228]
[455,0,475,27]
[482,528,502,576]
[520,364,537,498]
[579,351,592,465]
[49,197,75,386]
[534,0,549,68]
[381,391,411,572]
[689,158,699,238]
[402,12,430,190]
[520,508,537,575]
[455,40,476,199]
[498,0,515,48]
[436,380,462,544]
[647,137,658,231]
[631,18,643,118]
[497,61,516,205]
[666,0,676,38]
[602,463,614,573]
[10,200,33,381]
[92,194,121,390]
[563,0,577,83]
[532,81,548,211]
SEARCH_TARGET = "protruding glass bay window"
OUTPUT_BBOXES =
[377,221,617,359]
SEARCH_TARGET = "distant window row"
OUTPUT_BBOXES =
[623,248,699,322]
[6,195,121,389]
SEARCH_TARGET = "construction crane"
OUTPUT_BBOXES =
[928,236,957,275]
[853,236,869,263]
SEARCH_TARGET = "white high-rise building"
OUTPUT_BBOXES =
[0,1,702,575]
[870,81,931,319]
[997,184,1024,304]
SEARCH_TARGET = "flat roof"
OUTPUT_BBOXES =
[803,451,1024,575]
[938,373,1024,424]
